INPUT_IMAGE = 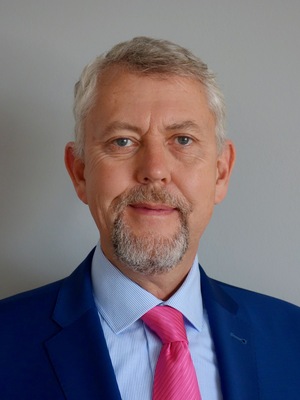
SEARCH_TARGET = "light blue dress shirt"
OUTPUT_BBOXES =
[91,243,222,400]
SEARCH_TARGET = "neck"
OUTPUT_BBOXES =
[114,252,197,300]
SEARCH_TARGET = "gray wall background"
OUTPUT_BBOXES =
[1,0,299,305]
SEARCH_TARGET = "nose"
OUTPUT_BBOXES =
[136,139,172,185]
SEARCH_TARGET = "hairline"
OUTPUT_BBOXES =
[73,48,226,158]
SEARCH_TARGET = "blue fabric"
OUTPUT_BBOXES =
[91,243,222,399]
[1,248,300,399]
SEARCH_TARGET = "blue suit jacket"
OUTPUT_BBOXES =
[1,249,300,399]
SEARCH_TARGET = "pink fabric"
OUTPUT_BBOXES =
[142,306,202,400]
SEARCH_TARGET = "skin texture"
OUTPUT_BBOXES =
[65,67,235,300]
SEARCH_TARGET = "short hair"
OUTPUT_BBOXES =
[73,36,226,158]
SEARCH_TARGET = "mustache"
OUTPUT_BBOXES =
[111,186,193,216]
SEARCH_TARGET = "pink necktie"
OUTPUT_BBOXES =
[142,306,202,400]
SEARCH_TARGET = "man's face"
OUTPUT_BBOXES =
[66,68,234,274]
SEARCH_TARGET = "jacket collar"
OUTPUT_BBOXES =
[45,249,122,400]
[200,266,260,400]
[45,249,259,400]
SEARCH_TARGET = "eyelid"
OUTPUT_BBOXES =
[114,137,133,146]
[174,135,194,145]
[108,136,140,152]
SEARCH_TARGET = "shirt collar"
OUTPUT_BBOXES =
[91,242,203,334]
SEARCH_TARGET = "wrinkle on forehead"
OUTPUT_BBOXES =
[86,68,215,141]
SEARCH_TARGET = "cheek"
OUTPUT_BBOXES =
[178,171,217,237]
[177,168,217,206]
[84,162,133,220]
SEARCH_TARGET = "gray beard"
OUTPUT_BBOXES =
[111,186,191,275]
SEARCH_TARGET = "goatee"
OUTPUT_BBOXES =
[111,186,192,275]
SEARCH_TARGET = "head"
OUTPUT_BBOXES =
[73,36,226,159]
[65,37,235,280]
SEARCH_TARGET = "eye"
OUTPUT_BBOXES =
[113,138,133,147]
[175,136,192,146]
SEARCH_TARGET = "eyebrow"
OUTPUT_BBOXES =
[102,119,201,137]
[103,121,142,136]
[165,120,201,132]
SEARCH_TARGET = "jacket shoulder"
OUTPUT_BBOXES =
[217,278,300,311]
[212,277,300,333]
[0,278,65,343]
[0,249,95,318]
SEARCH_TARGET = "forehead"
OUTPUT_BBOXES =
[97,66,208,100]
[86,67,215,131]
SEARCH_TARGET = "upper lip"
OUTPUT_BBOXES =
[130,203,176,211]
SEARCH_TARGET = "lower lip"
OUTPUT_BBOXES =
[129,205,176,216]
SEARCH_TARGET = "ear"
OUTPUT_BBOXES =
[214,140,236,204]
[64,142,88,204]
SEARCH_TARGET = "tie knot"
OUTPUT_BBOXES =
[142,306,187,344]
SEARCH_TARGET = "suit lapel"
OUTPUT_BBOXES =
[45,251,122,400]
[200,267,260,400]
[43,251,260,399]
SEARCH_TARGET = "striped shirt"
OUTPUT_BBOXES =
[91,242,222,399]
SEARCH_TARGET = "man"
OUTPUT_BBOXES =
[0,37,299,400]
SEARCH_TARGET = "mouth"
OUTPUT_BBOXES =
[129,203,178,215]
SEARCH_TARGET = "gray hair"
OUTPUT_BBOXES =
[73,36,226,158]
